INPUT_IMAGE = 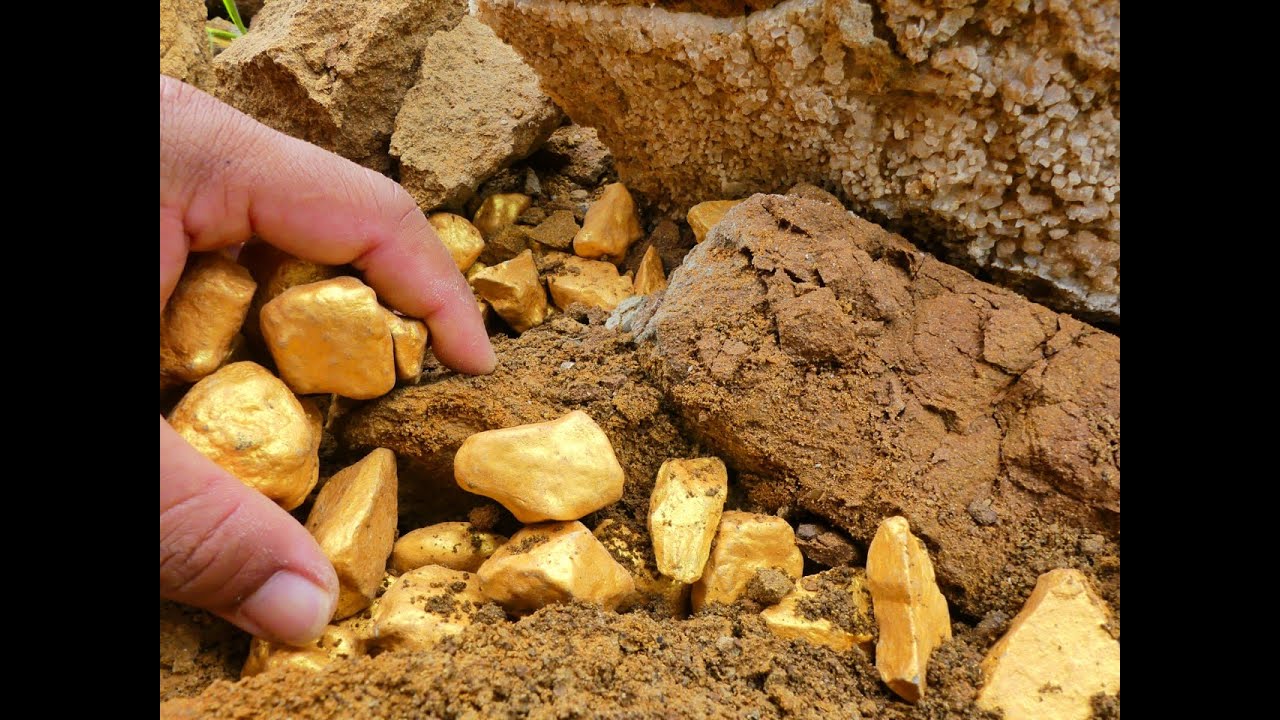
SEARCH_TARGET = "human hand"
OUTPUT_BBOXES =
[160,75,495,646]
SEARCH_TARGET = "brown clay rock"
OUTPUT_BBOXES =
[161,0,213,91]
[475,0,1120,323]
[635,194,1119,618]
[391,16,563,212]
[213,0,467,172]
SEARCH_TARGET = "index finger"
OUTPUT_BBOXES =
[159,75,495,375]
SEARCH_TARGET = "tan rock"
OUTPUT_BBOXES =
[761,568,874,654]
[594,519,689,617]
[632,245,667,295]
[160,0,212,91]
[236,243,340,345]
[371,565,487,651]
[572,183,643,262]
[213,0,468,172]
[473,193,532,238]
[478,224,532,266]
[160,252,257,388]
[260,276,396,399]
[305,448,399,620]
[976,569,1120,720]
[546,256,634,312]
[454,410,625,522]
[469,250,548,333]
[390,522,508,574]
[866,516,952,703]
[526,209,580,251]
[477,521,635,613]
[168,362,319,511]
[241,615,369,678]
[383,310,429,382]
[391,17,562,211]
[648,457,727,583]
[687,200,745,244]
[691,511,803,611]
[427,213,486,272]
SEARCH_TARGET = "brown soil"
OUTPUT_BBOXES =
[159,601,248,703]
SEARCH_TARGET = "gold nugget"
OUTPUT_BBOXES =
[160,252,257,387]
[477,521,635,613]
[573,183,643,261]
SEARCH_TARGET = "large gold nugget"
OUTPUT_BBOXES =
[761,568,875,653]
[237,243,339,343]
[691,511,803,611]
[240,615,369,678]
[260,276,396,399]
[160,252,257,387]
[472,193,531,237]
[572,183,643,261]
[648,458,728,583]
[866,516,952,703]
[168,361,320,511]
[372,566,487,652]
[305,448,399,620]
[546,256,634,311]
[687,200,745,243]
[454,410,625,523]
[390,522,508,574]
[477,521,635,613]
[428,212,486,272]
[469,250,548,333]
[977,569,1120,720]
[631,245,667,295]
[383,309,429,382]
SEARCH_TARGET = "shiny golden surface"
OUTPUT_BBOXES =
[477,521,635,613]
[761,569,874,653]
[238,243,339,342]
[866,516,952,704]
[383,309,429,382]
[260,276,396,399]
[977,569,1120,720]
[473,193,532,237]
[594,519,688,617]
[632,245,667,295]
[305,448,399,620]
[159,252,257,387]
[454,410,625,523]
[469,250,548,333]
[572,183,643,261]
[648,458,727,583]
[691,511,803,611]
[168,361,320,511]
[546,256,634,312]
[390,522,508,574]
[372,565,487,652]
[428,212,487,272]
[240,616,369,678]
[687,200,745,243]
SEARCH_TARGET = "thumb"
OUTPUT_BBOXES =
[159,416,339,645]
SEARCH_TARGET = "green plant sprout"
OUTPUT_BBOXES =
[206,0,248,45]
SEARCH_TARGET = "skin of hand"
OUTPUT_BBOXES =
[160,75,496,646]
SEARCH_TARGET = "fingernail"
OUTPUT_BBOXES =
[239,571,336,646]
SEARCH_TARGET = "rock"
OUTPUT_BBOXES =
[760,568,874,653]
[795,522,859,568]
[391,16,562,211]
[976,569,1120,720]
[479,225,533,266]
[526,210,580,251]
[477,521,635,613]
[160,0,212,91]
[475,0,1121,323]
[390,522,508,574]
[260,276,396,399]
[744,567,793,606]
[384,311,428,383]
[469,250,549,333]
[631,245,667,296]
[236,244,339,346]
[593,519,688,617]
[168,362,319,511]
[473,193,532,238]
[160,252,256,387]
[687,200,744,244]
[573,183,643,262]
[427,213,487,273]
[534,125,613,185]
[240,615,368,678]
[546,256,634,312]
[866,516,951,703]
[691,511,803,611]
[454,410,625,522]
[213,0,467,172]
[648,457,727,583]
[636,194,1119,619]
[785,183,844,210]
[304,448,399,620]
[371,566,487,651]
